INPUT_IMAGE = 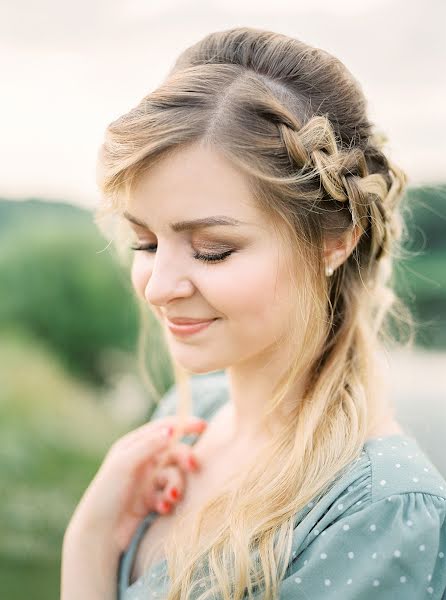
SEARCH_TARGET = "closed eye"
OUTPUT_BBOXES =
[129,243,234,263]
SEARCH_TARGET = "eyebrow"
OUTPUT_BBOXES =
[123,211,247,232]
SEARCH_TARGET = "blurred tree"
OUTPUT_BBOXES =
[393,184,446,348]
[0,199,140,387]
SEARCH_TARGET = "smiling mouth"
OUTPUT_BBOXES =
[166,318,219,336]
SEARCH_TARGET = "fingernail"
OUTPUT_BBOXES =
[169,487,180,500]
[160,500,171,513]
[187,455,198,470]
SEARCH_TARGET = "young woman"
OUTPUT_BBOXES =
[61,27,446,600]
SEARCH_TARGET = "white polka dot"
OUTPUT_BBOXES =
[419,544,425,551]
[320,553,327,559]
[400,576,406,583]
[343,524,350,531]
[347,578,352,585]
[199,582,206,588]
[392,445,397,449]
[427,587,433,594]
[439,552,444,558]
[314,529,320,536]
[308,501,314,508]
[440,485,444,491]
[294,577,301,584]
[394,550,401,557]
[377,452,383,456]
[372,552,377,559]
[348,485,353,492]
[387,496,393,501]
[413,477,419,483]
[406,520,413,527]
[356,500,362,505]
[380,479,386,486]
[427,574,432,582]
[304,559,308,565]
[377,437,383,441]
[395,463,401,468]
[366,483,371,489]
[321,531,326,536]
[373,579,380,587]
[402,441,408,446]
[324,579,331,586]
[348,551,354,559]
[424,467,429,472]
[370,524,376,531]
[338,503,344,510]
[408,454,413,459]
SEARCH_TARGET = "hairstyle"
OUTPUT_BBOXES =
[94,26,414,600]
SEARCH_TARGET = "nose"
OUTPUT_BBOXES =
[144,244,194,308]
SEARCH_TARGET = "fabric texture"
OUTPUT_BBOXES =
[117,371,446,599]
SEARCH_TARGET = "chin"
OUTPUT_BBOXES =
[172,353,229,375]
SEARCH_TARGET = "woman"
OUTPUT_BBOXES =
[61,27,446,599]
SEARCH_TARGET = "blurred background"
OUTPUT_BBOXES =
[1,1,445,598]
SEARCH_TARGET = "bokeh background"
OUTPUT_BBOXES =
[1,2,445,598]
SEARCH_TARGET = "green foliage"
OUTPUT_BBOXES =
[0,198,140,386]
[0,331,129,600]
[393,184,446,348]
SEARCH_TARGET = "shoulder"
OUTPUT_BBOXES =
[292,434,446,544]
[283,435,446,598]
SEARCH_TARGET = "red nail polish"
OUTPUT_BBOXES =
[170,487,179,500]
[160,500,171,512]
[188,455,198,470]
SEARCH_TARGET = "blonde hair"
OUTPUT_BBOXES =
[94,26,414,600]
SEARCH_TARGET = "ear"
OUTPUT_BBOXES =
[323,224,362,272]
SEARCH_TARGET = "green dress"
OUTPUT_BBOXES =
[117,371,446,599]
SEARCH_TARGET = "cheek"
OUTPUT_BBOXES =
[210,251,290,326]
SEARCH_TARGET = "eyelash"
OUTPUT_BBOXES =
[129,244,234,263]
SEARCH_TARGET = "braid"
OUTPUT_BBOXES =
[254,100,396,263]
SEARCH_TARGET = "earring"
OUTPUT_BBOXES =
[325,265,334,277]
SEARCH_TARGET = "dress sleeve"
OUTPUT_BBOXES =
[280,492,446,599]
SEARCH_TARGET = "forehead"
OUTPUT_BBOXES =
[127,143,267,228]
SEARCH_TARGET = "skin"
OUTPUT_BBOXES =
[61,416,208,600]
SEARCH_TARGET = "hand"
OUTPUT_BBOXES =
[61,415,207,600]
[64,415,208,554]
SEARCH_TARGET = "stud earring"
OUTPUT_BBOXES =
[325,265,334,277]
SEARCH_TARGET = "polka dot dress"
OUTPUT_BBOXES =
[117,376,446,599]
[279,435,446,598]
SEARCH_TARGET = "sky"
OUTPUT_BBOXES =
[1,0,445,209]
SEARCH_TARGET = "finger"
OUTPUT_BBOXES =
[152,468,185,510]
[154,465,185,499]
[105,426,175,474]
[114,415,208,451]
[164,442,202,473]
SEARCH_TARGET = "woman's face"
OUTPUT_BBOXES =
[126,142,299,374]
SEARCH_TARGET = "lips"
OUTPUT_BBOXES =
[166,317,219,337]
[167,317,217,325]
